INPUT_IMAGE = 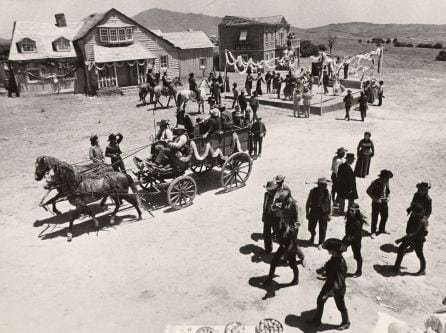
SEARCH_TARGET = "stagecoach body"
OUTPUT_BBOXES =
[133,127,253,210]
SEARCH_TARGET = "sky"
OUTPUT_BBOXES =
[1,0,445,38]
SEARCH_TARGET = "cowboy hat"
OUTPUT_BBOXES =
[90,134,98,143]
[173,124,186,132]
[157,119,169,127]
[263,181,278,191]
[336,147,347,154]
[108,133,116,142]
[378,170,393,179]
[416,182,431,190]
[346,153,355,159]
[273,175,285,183]
[322,238,347,252]
[349,203,360,211]
[317,177,329,185]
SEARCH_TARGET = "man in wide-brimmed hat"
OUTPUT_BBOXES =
[89,134,104,164]
[151,119,173,159]
[188,72,200,100]
[105,132,125,172]
[331,147,347,206]
[251,116,266,158]
[262,180,280,253]
[306,177,332,248]
[367,169,394,238]
[307,238,350,330]
[336,153,357,214]
[155,124,188,166]
[202,108,221,139]
[238,89,247,113]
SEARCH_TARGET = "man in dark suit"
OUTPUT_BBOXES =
[336,153,358,215]
[251,117,266,157]
[262,181,279,253]
[322,70,329,94]
[146,68,156,104]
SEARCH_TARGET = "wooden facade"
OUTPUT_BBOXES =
[218,16,291,70]
[178,48,214,78]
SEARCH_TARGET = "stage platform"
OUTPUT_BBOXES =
[225,83,362,116]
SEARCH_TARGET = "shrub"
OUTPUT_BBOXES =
[394,42,414,48]
[393,38,398,44]
[436,50,446,61]
[300,40,320,57]
[371,38,385,44]
[416,43,433,48]
[433,43,443,49]
[318,44,327,51]
[386,38,392,44]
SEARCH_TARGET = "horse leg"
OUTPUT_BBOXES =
[123,195,142,220]
[67,209,82,242]
[157,97,164,109]
[100,195,108,209]
[85,206,100,230]
[109,195,121,225]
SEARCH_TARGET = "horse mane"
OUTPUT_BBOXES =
[54,162,80,190]
[37,155,62,169]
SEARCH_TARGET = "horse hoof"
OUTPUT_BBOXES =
[138,215,142,221]
[67,233,72,242]
[110,216,115,225]
[94,220,99,229]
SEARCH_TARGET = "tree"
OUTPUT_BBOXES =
[318,44,327,51]
[358,39,362,44]
[300,40,320,57]
[393,38,398,44]
[436,50,446,61]
[386,38,392,44]
[433,43,443,49]
[327,33,337,54]
[367,40,371,44]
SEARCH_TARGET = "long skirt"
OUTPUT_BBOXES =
[354,153,372,178]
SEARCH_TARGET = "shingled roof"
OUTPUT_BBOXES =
[9,21,83,61]
[161,31,214,49]
[73,12,107,41]
[219,15,289,26]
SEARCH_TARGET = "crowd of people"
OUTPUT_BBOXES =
[257,129,432,329]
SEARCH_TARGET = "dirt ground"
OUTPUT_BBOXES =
[1,47,446,333]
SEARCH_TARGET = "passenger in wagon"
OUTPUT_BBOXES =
[155,125,189,167]
[202,108,222,138]
[220,106,233,131]
[176,108,194,138]
[150,119,173,160]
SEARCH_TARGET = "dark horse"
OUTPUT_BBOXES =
[34,156,114,215]
[139,77,182,108]
[47,162,142,241]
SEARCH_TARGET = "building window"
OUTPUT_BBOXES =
[239,30,247,41]
[19,38,36,53]
[160,55,169,69]
[99,29,109,42]
[109,29,118,42]
[279,32,284,46]
[118,28,126,41]
[199,57,206,67]
[53,37,70,52]
[126,28,133,41]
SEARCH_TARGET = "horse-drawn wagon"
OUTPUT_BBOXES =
[133,126,253,210]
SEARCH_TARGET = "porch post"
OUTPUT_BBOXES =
[113,62,118,87]
[136,60,140,84]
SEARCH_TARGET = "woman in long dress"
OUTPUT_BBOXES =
[354,131,374,178]
[255,73,265,96]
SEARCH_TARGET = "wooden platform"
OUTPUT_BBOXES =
[225,83,362,116]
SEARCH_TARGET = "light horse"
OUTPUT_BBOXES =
[176,79,210,114]
[48,162,142,241]
[139,77,182,108]
[34,156,114,215]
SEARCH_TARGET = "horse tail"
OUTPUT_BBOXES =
[126,174,141,207]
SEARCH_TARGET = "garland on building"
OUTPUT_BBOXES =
[225,50,301,74]
[85,59,154,74]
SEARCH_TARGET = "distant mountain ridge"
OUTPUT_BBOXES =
[132,9,446,43]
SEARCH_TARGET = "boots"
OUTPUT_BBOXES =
[290,267,299,285]
[354,258,363,277]
[338,309,350,330]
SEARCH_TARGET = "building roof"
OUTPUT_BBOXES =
[219,15,289,26]
[9,21,83,61]
[93,44,156,63]
[73,12,107,40]
[161,31,214,49]
[151,30,163,36]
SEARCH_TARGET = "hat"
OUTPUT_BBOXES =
[256,116,262,121]
[322,238,347,252]
[157,119,169,127]
[173,124,186,132]
[219,105,226,112]
[189,73,194,77]
[108,133,116,142]
[273,175,285,183]
[210,108,220,117]
[90,134,98,143]
[336,147,347,154]
[263,181,278,191]
[346,153,355,159]
[416,182,431,190]
[349,203,360,211]
[364,130,371,136]
[317,177,329,185]
[378,170,393,179]
[234,111,242,117]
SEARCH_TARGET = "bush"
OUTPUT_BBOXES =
[386,38,392,44]
[416,43,433,48]
[371,38,385,44]
[318,44,327,51]
[433,43,443,49]
[394,42,414,48]
[436,50,446,61]
[300,40,320,57]
[393,38,398,44]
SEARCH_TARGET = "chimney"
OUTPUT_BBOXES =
[55,13,67,27]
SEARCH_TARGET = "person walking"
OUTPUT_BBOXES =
[262,181,280,253]
[342,203,366,277]
[249,92,260,120]
[245,72,253,96]
[337,153,358,215]
[105,133,125,172]
[367,169,393,238]
[307,238,350,330]
[302,87,313,118]
[256,72,265,96]
[322,70,329,94]
[377,81,384,106]
[89,134,105,164]
[212,78,222,105]
[343,90,353,121]
[265,71,272,94]
[306,178,332,249]
[264,189,304,286]
[354,131,375,178]
[238,90,247,114]
[251,117,266,158]
[293,88,302,118]
[231,83,239,109]
[358,91,368,121]
[331,147,346,206]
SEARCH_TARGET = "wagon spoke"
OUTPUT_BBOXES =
[236,173,245,183]
[224,174,235,186]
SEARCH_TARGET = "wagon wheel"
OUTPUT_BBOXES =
[220,152,252,191]
[136,171,161,192]
[167,175,197,210]
[190,160,213,174]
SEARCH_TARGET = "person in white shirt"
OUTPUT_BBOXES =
[151,119,173,160]
[155,125,188,166]
[331,147,346,206]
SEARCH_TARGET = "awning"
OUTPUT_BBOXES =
[93,44,156,63]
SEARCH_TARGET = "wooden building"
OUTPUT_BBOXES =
[160,31,214,78]
[8,14,82,95]
[218,15,292,70]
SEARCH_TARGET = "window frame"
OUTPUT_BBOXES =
[126,28,133,41]
[199,57,206,68]
[99,28,109,43]
[54,38,71,52]
[239,30,248,42]
[118,28,126,42]
[109,28,118,43]
[20,39,36,53]
[160,55,169,69]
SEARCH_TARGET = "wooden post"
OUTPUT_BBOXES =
[224,49,228,97]
[136,60,140,85]
[113,62,118,87]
